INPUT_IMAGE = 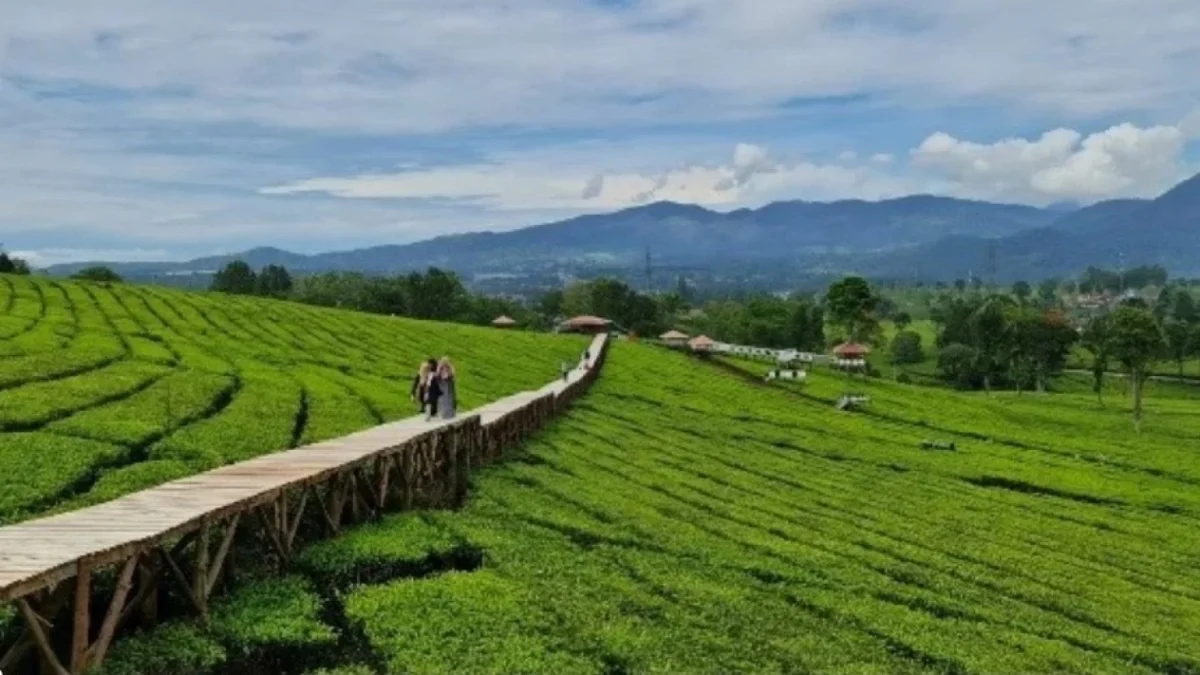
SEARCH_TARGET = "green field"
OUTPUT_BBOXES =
[89,341,1200,675]
[0,274,585,525]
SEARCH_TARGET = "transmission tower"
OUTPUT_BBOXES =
[644,247,653,293]
[987,240,998,287]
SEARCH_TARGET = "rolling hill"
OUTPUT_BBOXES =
[0,273,584,525]
[87,342,1200,674]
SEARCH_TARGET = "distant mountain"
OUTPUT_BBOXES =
[45,173,1200,284]
[876,173,1200,281]
[48,195,1063,277]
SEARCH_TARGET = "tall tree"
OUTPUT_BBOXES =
[1008,307,1077,393]
[256,264,294,298]
[889,330,925,366]
[824,276,879,343]
[1080,315,1111,405]
[210,260,258,295]
[1172,290,1197,324]
[967,297,1011,393]
[938,343,979,390]
[1037,279,1059,306]
[1163,318,1192,379]
[1107,306,1165,430]
[1012,280,1032,304]
[892,311,912,331]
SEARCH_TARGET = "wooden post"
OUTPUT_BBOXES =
[16,598,69,675]
[138,558,158,626]
[401,447,415,510]
[87,557,138,670]
[193,522,210,621]
[70,562,91,674]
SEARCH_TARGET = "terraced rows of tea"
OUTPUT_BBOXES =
[98,342,1200,675]
[0,274,584,525]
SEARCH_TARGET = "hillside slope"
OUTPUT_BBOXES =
[94,342,1200,674]
[0,274,585,525]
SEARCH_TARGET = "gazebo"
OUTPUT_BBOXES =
[659,330,689,348]
[557,315,613,335]
[491,315,517,329]
[832,342,870,359]
[688,335,715,353]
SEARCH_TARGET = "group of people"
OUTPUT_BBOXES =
[410,357,457,421]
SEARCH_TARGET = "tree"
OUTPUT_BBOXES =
[938,343,979,390]
[954,279,966,293]
[210,260,258,295]
[890,330,925,366]
[256,264,293,298]
[1172,290,1196,325]
[824,276,879,343]
[893,311,912,331]
[70,266,123,283]
[405,268,469,321]
[1163,318,1192,379]
[967,297,1011,393]
[1012,280,1032,303]
[785,301,825,352]
[1080,315,1111,404]
[0,250,31,275]
[1037,279,1059,306]
[1008,307,1077,393]
[1107,306,1165,430]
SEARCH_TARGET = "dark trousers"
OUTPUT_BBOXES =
[425,396,440,416]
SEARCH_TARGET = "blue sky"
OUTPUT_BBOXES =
[2,0,1199,265]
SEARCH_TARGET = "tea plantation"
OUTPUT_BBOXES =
[91,341,1200,675]
[0,274,585,525]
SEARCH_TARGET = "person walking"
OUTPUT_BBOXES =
[422,358,442,421]
[410,360,431,413]
[437,356,457,419]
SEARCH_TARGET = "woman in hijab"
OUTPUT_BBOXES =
[437,356,457,419]
[423,358,442,421]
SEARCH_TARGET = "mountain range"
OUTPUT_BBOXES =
[47,171,1200,285]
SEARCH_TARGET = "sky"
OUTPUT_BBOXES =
[2,0,1200,266]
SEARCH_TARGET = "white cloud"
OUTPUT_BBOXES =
[261,142,913,211]
[911,121,1192,203]
[11,248,176,268]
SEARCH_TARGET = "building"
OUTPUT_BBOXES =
[659,330,690,348]
[832,342,870,359]
[688,335,716,353]
[491,315,517,329]
[557,315,615,335]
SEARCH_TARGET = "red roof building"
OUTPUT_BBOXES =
[832,342,870,358]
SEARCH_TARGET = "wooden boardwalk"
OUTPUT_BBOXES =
[0,333,608,674]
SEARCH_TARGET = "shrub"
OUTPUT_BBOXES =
[93,622,226,675]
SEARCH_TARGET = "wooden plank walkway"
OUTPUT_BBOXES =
[0,334,608,605]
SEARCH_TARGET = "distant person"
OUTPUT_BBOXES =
[581,349,591,370]
[410,360,432,413]
[437,357,457,419]
[562,361,570,381]
[423,358,442,421]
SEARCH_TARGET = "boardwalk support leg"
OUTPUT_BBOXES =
[16,597,69,675]
[70,563,91,674]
